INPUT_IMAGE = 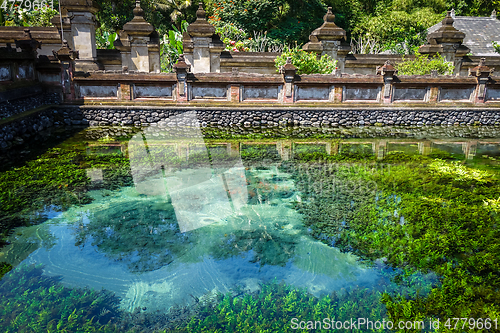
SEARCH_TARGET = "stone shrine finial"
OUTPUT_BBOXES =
[173,54,190,71]
[302,34,323,54]
[377,60,396,76]
[469,57,494,78]
[196,2,206,19]
[426,10,465,44]
[309,6,346,41]
[133,0,144,17]
[492,9,497,19]
[324,7,335,23]
[186,2,215,37]
[442,11,455,27]
[15,28,41,52]
[123,0,154,36]
[53,39,79,61]
[23,28,32,39]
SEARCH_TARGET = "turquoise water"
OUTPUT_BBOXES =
[2,114,500,331]
[2,139,379,313]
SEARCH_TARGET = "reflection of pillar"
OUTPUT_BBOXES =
[277,141,291,161]
[326,142,332,155]
[463,141,478,160]
[376,140,387,160]
[86,168,103,182]
[331,142,339,154]
[178,144,189,160]
[229,142,240,157]
[419,141,432,155]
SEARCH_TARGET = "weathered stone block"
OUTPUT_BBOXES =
[344,87,380,101]
[0,66,11,81]
[486,88,500,102]
[192,85,227,99]
[440,87,474,101]
[394,88,428,101]
[242,86,279,100]
[296,86,330,101]
[134,85,172,98]
[80,85,118,98]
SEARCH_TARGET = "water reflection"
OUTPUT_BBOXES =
[129,111,248,232]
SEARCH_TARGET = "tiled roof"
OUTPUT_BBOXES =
[427,15,500,56]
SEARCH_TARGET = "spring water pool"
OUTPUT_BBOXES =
[1,114,499,332]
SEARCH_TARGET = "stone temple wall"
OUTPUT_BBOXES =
[3,105,500,151]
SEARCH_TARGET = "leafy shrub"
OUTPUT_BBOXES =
[275,47,337,75]
[160,20,189,72]
[207,0,281,34]
[352,7,441,54]
[206,0,325,45]
[493,41,500,54]
[396,52,454,75]
[96,25,117,50]
[2,4,57,27]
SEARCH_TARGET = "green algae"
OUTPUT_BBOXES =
[289,154,500,327]
[0,261,12,279]
[0,264,124,333]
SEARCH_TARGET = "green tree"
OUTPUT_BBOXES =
[352,6,442,54]
[152,0,192,23]
[396,52,455,75]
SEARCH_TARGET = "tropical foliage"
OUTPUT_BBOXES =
[396,52,455,75]
[275,47,337,75]
[160,20,189,72]
[1,3,57,27]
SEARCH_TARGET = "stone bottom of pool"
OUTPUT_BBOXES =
[0,115,499,332]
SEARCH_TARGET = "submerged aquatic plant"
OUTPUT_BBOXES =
[428,159,494,185]
[289,154,500,324]
[183,281,387,333]
[0,261,12,279]
[0,142,132,244]
[75,200,191,273]
[0,264,124,333]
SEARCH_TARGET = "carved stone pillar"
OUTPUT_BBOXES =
[53,40,79,101]
[469,58,494,103]
[173,54,190,102]
[185,3,225,73]
[281,57,296,104]
[52,0,100,72]
[376,60,396,104]
[122,0,157,73]
[419,11,469,75]
[302,7,351,73]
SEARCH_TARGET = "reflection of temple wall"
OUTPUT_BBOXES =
[128,136,500,170]
[123,112,500,234]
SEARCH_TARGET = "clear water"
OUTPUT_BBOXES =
[1,112,500,331]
